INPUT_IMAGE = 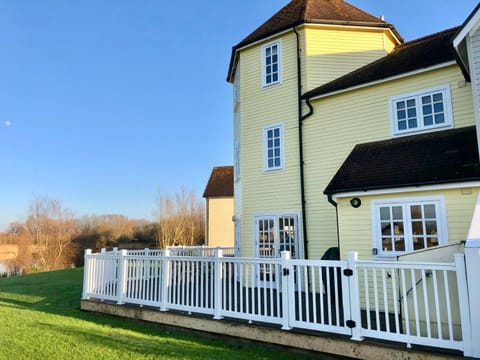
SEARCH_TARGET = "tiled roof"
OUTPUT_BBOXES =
[227,0,401,82]
[303,27,459,99]
[324,126,480,195]
[203,166,234,198]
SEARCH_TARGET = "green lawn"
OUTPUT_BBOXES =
[0,269,321,360]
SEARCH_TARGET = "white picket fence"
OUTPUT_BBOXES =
[82,249,471,354]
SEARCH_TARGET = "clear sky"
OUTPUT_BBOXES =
[0,0,478,230]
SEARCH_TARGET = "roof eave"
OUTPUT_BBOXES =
[303,61,457,101]
[324,177,480,196]
[453,2,480,49]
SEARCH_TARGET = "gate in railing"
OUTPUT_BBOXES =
[82,249,471,354]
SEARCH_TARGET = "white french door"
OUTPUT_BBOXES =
[254,214,299,286]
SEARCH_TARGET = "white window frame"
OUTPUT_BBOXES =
[261,40,282,87]
[390,85,453,137]
[263,123,284,172]
[371,195,448,258]
[253,212,301,259]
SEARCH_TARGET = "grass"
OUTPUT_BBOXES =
[0,268,325,360]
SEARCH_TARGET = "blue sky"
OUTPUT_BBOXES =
[0,0,478,229]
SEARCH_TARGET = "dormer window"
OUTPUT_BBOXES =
[262,41,281,87]
[390,85,453,137]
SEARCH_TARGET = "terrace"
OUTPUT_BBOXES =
[81,244,477,359]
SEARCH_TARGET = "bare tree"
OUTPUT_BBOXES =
[25,195,78,270]
[155,187,205,248]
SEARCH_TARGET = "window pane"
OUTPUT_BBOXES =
[268,139,273,148]
[412,221,423,235]
[272,54,278,63]
[268,159,273,168]
[413,237,425,250]
[434,102,444,113]
[381,223,391,236]
[271,45,277,54]
[421,96,431,104]
[267,130,273,139]
[382,237,393,251]
[274,148,280,157]
[266,75,271,83]
[266,57,271,65]
[396,101,405,110]
[274,128,280,137]
[273,64,278,72]
[266,66,271,75]
[425,221,437,234]
[407,108,417,118]
[266,47,271,56]
[393,222,404,235]
[423,105,432,115]
[392,206,403,220]
[274,138,280,147]
[408,119,417,128]
[398,120,407,130]
[268,149,273,158]
[394,238,405,251]
[435,114,445,124]
[424,115,433,126]
[272,74,278,82]
[433,93,443,102]
[275,158,280,167]
[380,207,390,220]
[407,99,416,107]
[397,110,406,120]
[427,237,438,247]
[424,204,436,218]
[410,205,422,219]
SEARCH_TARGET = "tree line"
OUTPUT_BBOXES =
[0,188,205,274]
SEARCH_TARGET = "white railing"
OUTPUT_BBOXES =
[350,253,469,351]
[97,246,235,257]
[166,245,235,257]
[82,250,471,354]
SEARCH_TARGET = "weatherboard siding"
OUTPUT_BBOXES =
[303,25,395,92]
[336,187,480,260]
[302,65,475,259]
[238,31,302,256]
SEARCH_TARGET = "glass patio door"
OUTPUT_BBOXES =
[254,215,299,286]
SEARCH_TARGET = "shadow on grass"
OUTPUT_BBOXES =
[0,268,322,360]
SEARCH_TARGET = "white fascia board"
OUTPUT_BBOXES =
[466,193,480,247]
[332,181,480,200]
[454,8,480,48]
[309,61,457,101]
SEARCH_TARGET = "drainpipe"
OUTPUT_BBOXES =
[294,27,314,260]
[327,194,341,256]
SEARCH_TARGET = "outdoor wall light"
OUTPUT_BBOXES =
[350,197,361,208]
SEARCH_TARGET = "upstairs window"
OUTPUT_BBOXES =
[262,41,281,87]
[390,86,453,136]
[263,124,283,171]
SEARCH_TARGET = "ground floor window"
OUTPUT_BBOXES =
[372,196,447,256]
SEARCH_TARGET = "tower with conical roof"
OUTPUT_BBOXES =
[228,0,402,260]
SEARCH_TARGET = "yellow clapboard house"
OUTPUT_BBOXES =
[227,0,480,262]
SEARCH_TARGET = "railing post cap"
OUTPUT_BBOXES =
[85,249,92,255]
